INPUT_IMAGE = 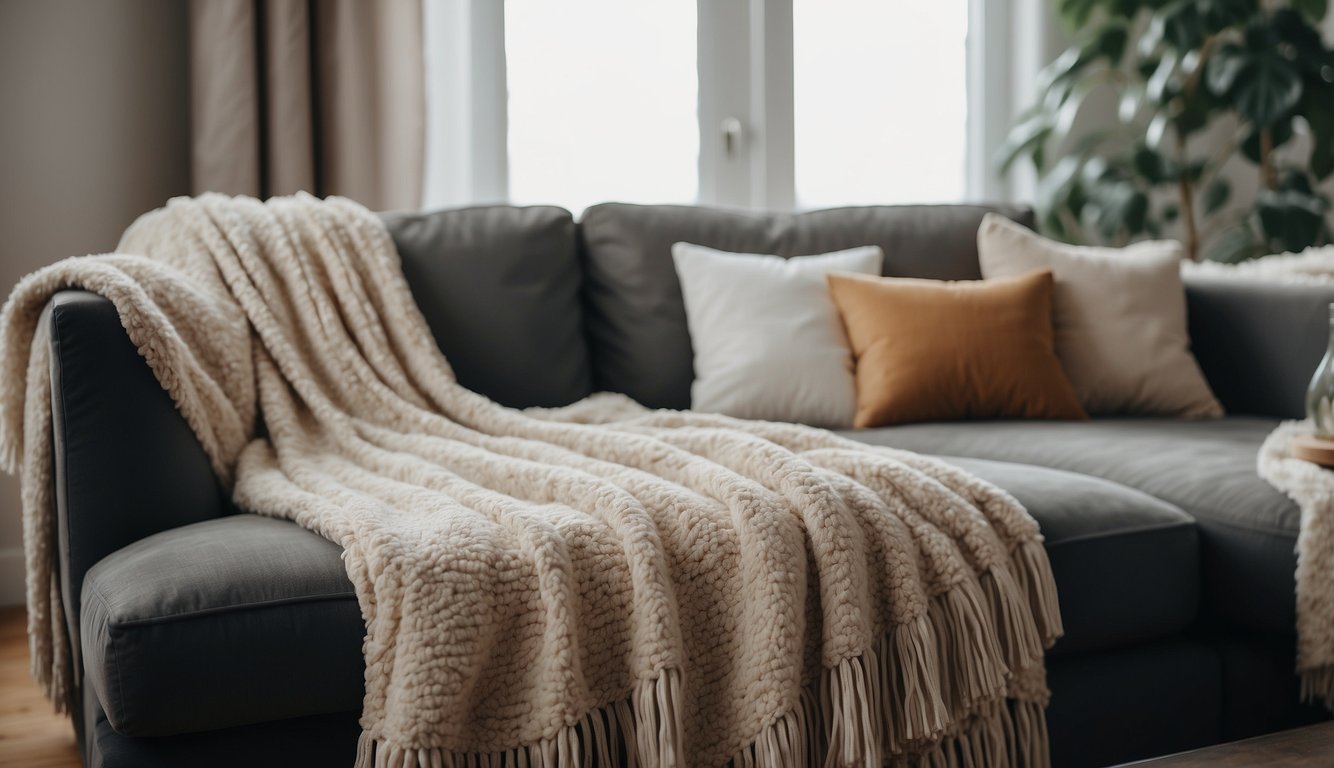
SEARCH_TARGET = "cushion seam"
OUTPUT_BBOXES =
[106,591,357,628]
[1046,520,1196,547]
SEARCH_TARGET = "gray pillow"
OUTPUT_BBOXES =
[380,205,592,408]
[578,203,1036,410]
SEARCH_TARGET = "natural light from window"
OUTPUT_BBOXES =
[504,1,699,216]
[793,0,968,209]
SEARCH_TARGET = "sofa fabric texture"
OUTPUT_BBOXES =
[80,516,363,737]
[34,200,1334,768]
[846,417,1302,634]
[579,202,1036,410]
[76,457,1190,740]
[380,205,592,408]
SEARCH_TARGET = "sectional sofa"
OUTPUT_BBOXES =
[46,202,1331,767]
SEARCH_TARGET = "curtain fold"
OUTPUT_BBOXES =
[189,0,424,210]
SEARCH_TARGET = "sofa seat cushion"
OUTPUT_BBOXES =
[944,458,1197,655]
[81,466,1192,740]
[81,515,363,737]
[843,417,1298,635]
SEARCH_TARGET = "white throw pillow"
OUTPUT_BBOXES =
[672,243,883,427]
[977,214,1222,418]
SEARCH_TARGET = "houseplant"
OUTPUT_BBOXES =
[1000,0,1334,261]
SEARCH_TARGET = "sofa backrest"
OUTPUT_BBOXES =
[380,201,1034,411]
[578,203,1036,410]
[379,205,593,408]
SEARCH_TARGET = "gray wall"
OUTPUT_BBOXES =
[0,0,191,604]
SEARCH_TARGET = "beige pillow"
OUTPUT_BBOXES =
[672,243,884,427]
[977,214,1222,418]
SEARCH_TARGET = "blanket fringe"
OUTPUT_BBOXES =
[356,569,1055,768]
[732,573,1052,768]
[1010,541,1065,647]
[1300,664,1334,709]
[354,670,682,768]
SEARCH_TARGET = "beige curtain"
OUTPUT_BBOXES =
[189,0,424,211]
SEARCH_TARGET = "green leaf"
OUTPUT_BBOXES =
[1133,144,1171,182]
[1161,0,1206,51]
[1203,178,1231,213]
[1083,180,1150,241]
[1298,82,1334,178]
[1162,202,1181,222]
[1058,0,1101,28]
[1240,118,1294,163]
[1200,0,1260,29]
[1292,0,1328,24]
[1205,224,1264,263]
[1232,52,1304,127]
[1147,112,1173,149]
[1119,84,1146,122]
[1205,43,1248,95]
[1256,188,1330,252]
[1147,51,1180,105]
[1093,22,1130,66]
[996,115,1053,175]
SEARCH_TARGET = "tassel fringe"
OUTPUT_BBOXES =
[357,563,1058,768]
[1300,663,1334,708]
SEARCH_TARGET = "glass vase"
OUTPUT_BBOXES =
[1306,303,1334,438]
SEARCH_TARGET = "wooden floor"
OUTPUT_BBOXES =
[0,607,80,767]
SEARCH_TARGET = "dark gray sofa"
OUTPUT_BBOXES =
[45,202,1331,768]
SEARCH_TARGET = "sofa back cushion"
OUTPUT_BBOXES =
[578,202,1036,409]
[380,205,592,408]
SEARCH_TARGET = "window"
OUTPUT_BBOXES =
[424,1,981,213]
[792,0,969,208]
[504,1,698,215]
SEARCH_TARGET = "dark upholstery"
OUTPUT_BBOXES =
[381,205,592,408]
[1045,640,1222,768]
[44,201,1331,767]
[844,418,1299,635]
[81,516,363,737]
[578,203,1036,409]
[1185,276,1334,419]
[83,681,359,768]
[76,460,1194,737]
[49,291,229,685]
[946,458,1197,656]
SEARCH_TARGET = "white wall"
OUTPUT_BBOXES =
[0,0,191,605]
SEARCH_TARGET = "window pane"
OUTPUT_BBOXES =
[504,1,698,216]
[793,1,968,209]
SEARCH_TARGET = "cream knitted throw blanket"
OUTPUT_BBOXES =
[1259,422,1334,707]
[0,194,1062,767]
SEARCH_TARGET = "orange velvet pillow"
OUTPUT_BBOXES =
[826,269,1087,428]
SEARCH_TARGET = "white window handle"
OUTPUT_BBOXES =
[722,117,744,157]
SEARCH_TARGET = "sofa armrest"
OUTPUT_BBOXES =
[1185,277,1334,419]
[48,290,229,677]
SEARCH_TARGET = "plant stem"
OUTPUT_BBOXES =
[1175,125,1200,261]
[1178,174,1200,261]
[1259,127,1278,189]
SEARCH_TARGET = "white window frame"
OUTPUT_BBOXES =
[423,0,1048,213]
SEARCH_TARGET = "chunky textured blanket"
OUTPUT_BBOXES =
[1182,245,1334,284]
[1260,422,1334,707]
[0,194,1062,767]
